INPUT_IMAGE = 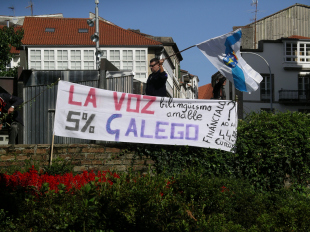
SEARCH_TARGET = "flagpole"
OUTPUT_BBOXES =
[241,52,272,112]
[163,45,196,61]
[50,132,55,166]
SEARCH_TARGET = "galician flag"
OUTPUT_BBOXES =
[196,29,263,92]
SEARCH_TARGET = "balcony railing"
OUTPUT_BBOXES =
[279,89,310,101]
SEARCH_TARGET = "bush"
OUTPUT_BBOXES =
[43,158,75,175]
[131,111,310,191]
[1,168,310,231]
[235,111,310,191]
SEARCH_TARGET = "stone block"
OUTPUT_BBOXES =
[81,148,105,153]
[96,154,110,159]
[125,153,135,159]
[86,154,95,159]
[106,160,122,165]
[0,155,15,161]
[92,160,103,165]
[36,148,49,154]
[114,165,127,172]
[68,148,81,153]
[74,166,86,172]
[23,149,35,154]
[16,155,30,161]
[81,160,92,165]
[105,148,120,153]
[146,160,155,165]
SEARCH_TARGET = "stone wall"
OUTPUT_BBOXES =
[0,144,155,173]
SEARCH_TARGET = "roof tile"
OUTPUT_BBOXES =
[198,83,213,99]
[22,17,163,46]
[288,35,310,40]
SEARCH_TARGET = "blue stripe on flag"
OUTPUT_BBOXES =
[232,66,247,91]
[224,30,242,54]
[224,30,247,91]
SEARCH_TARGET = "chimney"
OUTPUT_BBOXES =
[6,20,10,27]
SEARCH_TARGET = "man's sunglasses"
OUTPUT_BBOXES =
[149,63,159,68]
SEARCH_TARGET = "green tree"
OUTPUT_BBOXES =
[0,26,24,77]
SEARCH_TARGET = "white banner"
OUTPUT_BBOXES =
[54,81,238,152]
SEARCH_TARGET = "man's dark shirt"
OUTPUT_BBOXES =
[0,93,23,125]
[145,70,168,97]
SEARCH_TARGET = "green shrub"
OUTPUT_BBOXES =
[43,158,75,175]
[235,111,310,191]
[130,111,310,192]
[2,169,310,231]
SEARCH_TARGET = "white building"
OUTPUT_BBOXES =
[242,36,310,115]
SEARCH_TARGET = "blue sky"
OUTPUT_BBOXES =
[1,0,310,86]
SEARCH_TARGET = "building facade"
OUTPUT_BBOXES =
[230,3,310,117]
[241,37,310,115]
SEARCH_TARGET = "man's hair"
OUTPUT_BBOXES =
[150,57,159,64]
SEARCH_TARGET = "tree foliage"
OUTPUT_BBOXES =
[0,26,24,77]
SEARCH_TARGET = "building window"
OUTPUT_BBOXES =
[260,74,274,101]
[30,61,41,70]
[79,29,88,33]
[71,50,81,61]
[71,61,81,70]
[57,50,68,69]
[43,50,54,70]
[84,50,94,60]
[44,50,54,60]
[135,61,146,72]
[109,50,120,69]
[135,73,147,79]
[123,61,133,70]
[30,50,41,69]
[135,50,147,79]
[44,61,55,70]
[100,50,107,59]
[122,50,133,70]
[135,50,146,60]
[298,74,310,100]
[123,50,133,60]
[57,61,68,69]
[30,50,41,60]
[45,28,55,32]
[57,50,68,60]
[83,50,94,70]
[285,42,310,63]
[84,61,94,70]
[110,50,120,60]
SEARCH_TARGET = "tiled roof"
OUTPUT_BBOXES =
[288,35,310,40]
[22,17,163,46]
[198,83,213,99]
[0,25,22,54]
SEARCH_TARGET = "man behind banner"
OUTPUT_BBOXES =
[0,93,23,145]
[145,58,168,97]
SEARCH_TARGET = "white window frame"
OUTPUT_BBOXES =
[28,48,148,74]
[84,61,94,70]
[285,42,310,63]
[71,61,81,70]
[29,50,41,70]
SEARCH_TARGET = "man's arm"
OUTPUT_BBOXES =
[159,59,165,73]
[8,95,24,114]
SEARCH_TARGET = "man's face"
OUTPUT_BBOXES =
[150,61,159,73]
